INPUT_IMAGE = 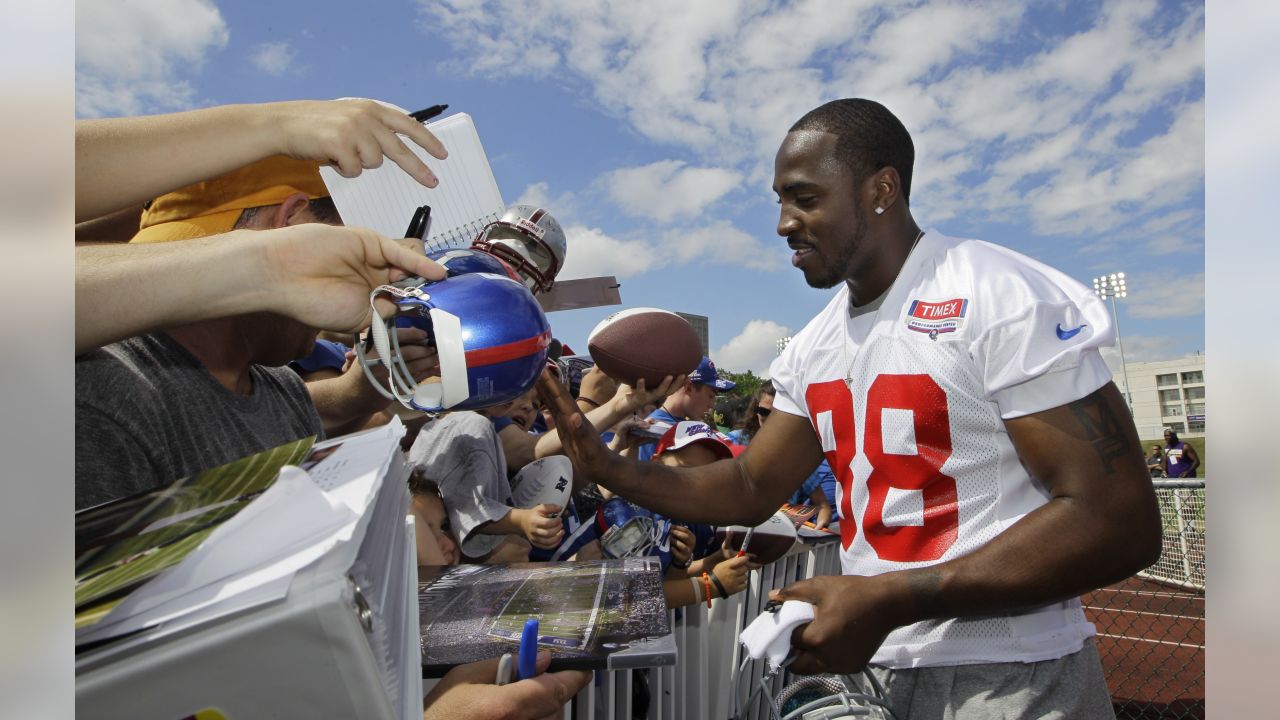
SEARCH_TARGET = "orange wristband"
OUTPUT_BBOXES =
[701,572,713,608]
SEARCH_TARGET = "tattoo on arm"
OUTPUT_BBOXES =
[1068,394,1131,472]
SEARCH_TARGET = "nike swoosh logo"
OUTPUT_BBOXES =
[1056,323,1086,340]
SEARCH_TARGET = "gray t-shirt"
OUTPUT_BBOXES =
[407,412,511,559]
[76,333,323,509]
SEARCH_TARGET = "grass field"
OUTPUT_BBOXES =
[1141,436,1206,478]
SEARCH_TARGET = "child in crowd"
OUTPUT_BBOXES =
[407,467,460,566]
[650,421,753,607]
[539,420,755,608]
[408,410,564,562]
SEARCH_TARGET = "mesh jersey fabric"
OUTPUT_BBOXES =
[769,229,1114,668]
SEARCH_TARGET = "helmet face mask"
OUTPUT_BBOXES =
[358,273,552,413]
[472,205,567,294]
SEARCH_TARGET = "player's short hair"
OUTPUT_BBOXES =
[790,99,915,202]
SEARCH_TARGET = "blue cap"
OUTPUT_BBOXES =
[289,339,350,374]
[688,356,735,392]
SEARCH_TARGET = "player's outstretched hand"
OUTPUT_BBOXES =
[768,574,910,676]
[265,98,449,187]
[255,223,446,333]
[536,368,619,480]
[423,651,591,720]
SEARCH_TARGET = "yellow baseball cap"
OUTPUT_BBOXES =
[131,155,329,244]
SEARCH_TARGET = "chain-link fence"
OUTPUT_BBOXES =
[1084,480,1206,720]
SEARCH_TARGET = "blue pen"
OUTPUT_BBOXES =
[517,617,540,680]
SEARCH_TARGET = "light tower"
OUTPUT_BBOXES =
[1092,272,1132,412]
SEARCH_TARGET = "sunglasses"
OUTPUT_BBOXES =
[756,407,772,418]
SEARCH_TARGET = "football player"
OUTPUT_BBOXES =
[538,98,1161,719]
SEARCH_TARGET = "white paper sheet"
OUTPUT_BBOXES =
[319,100,505,248]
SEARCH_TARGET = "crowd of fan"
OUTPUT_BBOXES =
[74,97,826,719]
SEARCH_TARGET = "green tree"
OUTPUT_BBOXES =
[718,368,763,399]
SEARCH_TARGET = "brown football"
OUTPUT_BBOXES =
[716,512,799,565]
[587,308,703,388]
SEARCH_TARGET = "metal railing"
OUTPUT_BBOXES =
[558,482,1208,720]
[570,539,842,720]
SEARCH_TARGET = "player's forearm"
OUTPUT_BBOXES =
[889,478,1161,627]
[76,104,278,221]
[601,458,779,526]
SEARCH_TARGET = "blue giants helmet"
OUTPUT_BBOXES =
[426,247,523,284]
[359,272,552,412]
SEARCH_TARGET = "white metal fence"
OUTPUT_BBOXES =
[570,538,843,720]
[1139,480,1205,590]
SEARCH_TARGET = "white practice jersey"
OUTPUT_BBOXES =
[770,229,1115,668]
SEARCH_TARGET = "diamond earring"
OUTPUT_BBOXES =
[874,207,884,215]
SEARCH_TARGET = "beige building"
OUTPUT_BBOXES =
[674,312,709,356]
[1117,355,1205,439]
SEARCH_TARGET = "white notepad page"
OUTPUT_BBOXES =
[320,108,505,251]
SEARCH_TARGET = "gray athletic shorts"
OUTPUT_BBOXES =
[866,638,1114,720]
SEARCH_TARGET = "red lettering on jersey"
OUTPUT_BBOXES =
[862,374,958,561]
[805,380,858,550]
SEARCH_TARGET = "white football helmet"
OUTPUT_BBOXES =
[471,204,567,294]
[735,668,897,720]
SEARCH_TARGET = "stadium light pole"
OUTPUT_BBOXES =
[1092,272,1133,413]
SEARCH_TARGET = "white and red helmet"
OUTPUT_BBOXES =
[471,204,567,294]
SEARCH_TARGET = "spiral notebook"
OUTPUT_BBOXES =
[320,110,505,251]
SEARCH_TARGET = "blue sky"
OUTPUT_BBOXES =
[75,0,1205,376]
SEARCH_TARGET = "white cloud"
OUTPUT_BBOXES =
[558,219,783,281]
[250,41,297,76]
[1099,333,1181,371]
[1145,234,1201,256]
[517,180,780,279]
[659,221,781,271]
[603,160,741,222]
[558,225,661,281]
[713,319,792,376]
[1125,271,1205,319]
[513,181,583,221]
[418,1,1203,243]
[75,0,228,117]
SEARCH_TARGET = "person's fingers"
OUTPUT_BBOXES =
[770,577,821,605]
[329,145,363,178]
[376,129,437,188]
[786,648,825,676]
[502,668,593,719]
[376,236,446,281]
[536,367,580,424]
[391,108,449,160]
[535,503,562,516]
